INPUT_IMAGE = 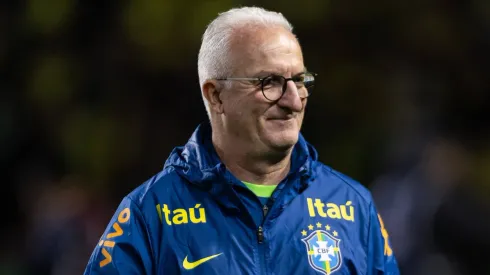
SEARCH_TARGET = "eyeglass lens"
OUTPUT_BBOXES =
[261,73,315,101]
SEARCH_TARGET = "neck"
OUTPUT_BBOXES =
[212,132,292,186]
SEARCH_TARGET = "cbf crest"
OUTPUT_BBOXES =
[301,223,342,275]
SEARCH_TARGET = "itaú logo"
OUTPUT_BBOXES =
[156,203,207,225]
[306,198,355,222]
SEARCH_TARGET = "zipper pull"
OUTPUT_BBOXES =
[257,226,264,244]
[262,204,269,217]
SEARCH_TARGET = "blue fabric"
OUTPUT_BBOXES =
[84,123,399,274]
[257,196,268,205]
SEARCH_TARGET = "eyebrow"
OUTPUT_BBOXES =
[255,69,307,78]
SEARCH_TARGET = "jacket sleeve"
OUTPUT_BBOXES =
[84,196,154,275]
[367,201,400,275]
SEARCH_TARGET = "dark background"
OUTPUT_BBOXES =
[1,0,489,274]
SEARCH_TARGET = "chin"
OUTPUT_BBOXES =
[259,118,302,150]
[264,128,299,151]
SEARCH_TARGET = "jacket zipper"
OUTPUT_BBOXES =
[257,226,264,244]
[257,204,268,274]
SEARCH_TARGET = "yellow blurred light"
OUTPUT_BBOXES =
[25,0,75,34]
[27,55,73,112]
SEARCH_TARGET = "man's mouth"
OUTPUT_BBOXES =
[268,115,295,120]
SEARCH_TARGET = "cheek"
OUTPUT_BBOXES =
[224,100,240,116]
[222,90,242,114]
[226,91,266,117]
[223,95,252,122]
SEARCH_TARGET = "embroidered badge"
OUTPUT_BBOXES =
[301,223,342,274]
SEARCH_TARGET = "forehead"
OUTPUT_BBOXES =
[229,26,304,75]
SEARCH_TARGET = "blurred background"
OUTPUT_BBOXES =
[1,0,489,274]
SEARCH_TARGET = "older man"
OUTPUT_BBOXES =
[84,6,399,274]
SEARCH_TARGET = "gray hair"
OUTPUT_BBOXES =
[197,7,294,118]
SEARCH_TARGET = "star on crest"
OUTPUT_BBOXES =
[316,222,322,228]
[308,224,314,230]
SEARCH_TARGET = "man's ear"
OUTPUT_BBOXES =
[202,80,225,114]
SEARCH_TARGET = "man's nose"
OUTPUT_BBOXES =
[277,80,303,112]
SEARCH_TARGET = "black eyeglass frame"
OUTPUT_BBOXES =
[215,72,317,101]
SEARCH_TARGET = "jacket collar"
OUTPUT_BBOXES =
[164,122,317,197]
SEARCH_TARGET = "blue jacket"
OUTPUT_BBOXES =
[84,123,399,274]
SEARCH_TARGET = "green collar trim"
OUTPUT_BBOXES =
[242,181,277,198]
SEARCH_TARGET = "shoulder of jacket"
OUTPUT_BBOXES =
[314,162,374,206]
[125,167,183,208]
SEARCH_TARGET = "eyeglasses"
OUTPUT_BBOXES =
[216,72,317,101]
